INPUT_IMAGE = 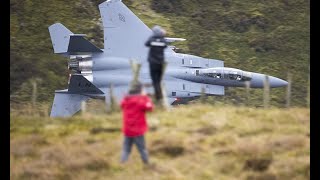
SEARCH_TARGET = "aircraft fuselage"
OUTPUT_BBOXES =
[72,51,287,91]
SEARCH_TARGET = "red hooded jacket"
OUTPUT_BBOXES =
[120,94,154,137]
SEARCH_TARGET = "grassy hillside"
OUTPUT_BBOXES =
[10,0,104,102]
[10,0,309,107]
[10,103,310,180]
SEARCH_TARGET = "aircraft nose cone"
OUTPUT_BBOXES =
[269,76,288,87]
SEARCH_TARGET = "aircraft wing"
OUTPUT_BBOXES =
[98,0,175,62]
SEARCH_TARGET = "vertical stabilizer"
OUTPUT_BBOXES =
[48,23,73,54]
[48,23,102,54]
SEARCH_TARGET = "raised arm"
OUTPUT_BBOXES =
[143,96,154,111]
[145,37,152,47]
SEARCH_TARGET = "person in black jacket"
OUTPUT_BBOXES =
[145,25,168,103]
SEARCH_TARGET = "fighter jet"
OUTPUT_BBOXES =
[48,0,288,117]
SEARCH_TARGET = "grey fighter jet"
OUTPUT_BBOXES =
[49,0,288,117]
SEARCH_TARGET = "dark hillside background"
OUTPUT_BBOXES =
[10,0,309,107]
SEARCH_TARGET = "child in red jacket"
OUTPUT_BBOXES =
[120,82,154,164]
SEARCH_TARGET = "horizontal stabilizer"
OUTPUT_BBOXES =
[68,75,104,94]
[50,92,89,117]
[68,35,103,52]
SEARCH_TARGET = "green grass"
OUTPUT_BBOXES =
[11,103,309,180]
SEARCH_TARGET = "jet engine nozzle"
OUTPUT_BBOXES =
[68,55,93,73]
[68,59,79,70]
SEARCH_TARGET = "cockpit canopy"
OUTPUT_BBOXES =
[197,68,252,81]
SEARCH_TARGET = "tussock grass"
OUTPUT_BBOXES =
[11,104,309,180]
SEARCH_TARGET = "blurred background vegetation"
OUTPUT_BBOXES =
[10,0,309,108]
[10,103,310,180]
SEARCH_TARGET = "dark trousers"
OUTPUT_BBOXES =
[121,135,149,164]
[149,63,163,101]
